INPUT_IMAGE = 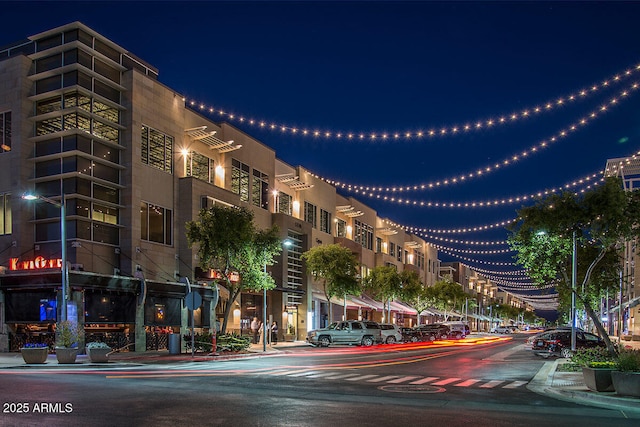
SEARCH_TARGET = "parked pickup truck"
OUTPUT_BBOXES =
[306,320,382,347]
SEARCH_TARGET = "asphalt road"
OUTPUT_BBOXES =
[0,335,637,426]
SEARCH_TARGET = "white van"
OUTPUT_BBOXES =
[441,321,470,339]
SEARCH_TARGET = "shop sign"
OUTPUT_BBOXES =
[210,269,240,282]
[9,256,62,271]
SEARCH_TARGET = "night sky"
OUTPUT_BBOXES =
[4,1,640,313]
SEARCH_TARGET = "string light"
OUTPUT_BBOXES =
[415,233,508,246]
[349,174,603,209]
[385,219,517,236]
[430,243,513,255]
[437,247,517,266]
[184,63,640,142]
[317,83,639,191]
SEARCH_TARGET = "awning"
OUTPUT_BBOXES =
[356,294,385,311]
[389,300,417,315]
[312,291,345,306]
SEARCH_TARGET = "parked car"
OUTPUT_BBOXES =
[491,325,515,334]
[532,330,606,358]
[525,327,585,349]
[441,321,470,339]
[402,324,451,342]
[379,323,404,344]
[306,320,382,347]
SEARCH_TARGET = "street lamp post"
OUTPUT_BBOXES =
[571,229,577,352]
[23,193,67,322]
[263,239,293,352]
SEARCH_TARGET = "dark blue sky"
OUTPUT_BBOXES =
[4,1,640,307]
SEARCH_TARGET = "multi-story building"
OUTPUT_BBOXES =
[0,22,443,352]
[604,157,639,338]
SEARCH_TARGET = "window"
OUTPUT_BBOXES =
[0,193,12,235]
[252,169,269,209]
[0,112,10,152]
[336,218,346,237]
[354,219,373,250]
[276,192,292,215]
[397,247,402,262]
[320,209,331,234]
[304,201,317,228]
[231,159,250,202]
[187,151,212,183]
[376,237,382,253]
[141,201,172,245]
[141,125,173,173]
[389,242,395,257]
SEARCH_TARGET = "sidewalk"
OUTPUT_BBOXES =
[0,340,310,368]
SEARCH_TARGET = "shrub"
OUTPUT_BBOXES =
[56,320,84,348]
[570,347,616,367]
[616,349,640,372]
[86,341,111,349]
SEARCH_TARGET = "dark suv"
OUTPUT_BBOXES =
[532,330,605,358]
[402,324,451,342]
[306,320,382,347]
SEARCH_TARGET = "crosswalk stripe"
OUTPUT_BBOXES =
[345,374,379,381]
[502,380,528,389]
[387,376,421,384]
[409,377,439,385]
[305,372,342,378]
[322,373,362,380]
[479,380,504,388]
[454,379,482,387]
[287,371,320,377]
[267,369,298,376]
[431,377,461,386]
[367,375,400,383]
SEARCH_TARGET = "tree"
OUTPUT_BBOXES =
[397,270,430,324]
[429,276,466,321]
[185,205,282,333]
[362,266,402,323]
[301,244,360,324]
[508,176,640,355]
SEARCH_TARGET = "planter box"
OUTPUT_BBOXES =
[55,347,78,364]
[582,367,615,392]
[87,347,111,363]
[611,371,640,397]
[20,347,48,364]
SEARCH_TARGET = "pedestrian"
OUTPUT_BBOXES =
[250,317,259,344]
[271,321,278,345]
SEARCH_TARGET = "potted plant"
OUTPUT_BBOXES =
[611,349,640,397]
[20,343,49,364]
[86,341,112,363]
[572,347,617,392]
[55,320,84,364]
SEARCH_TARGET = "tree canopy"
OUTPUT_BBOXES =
[428,276,466,321]
[185,205,282,333]
[362,266,403,322]
[301,244,360,324]
[508,176,640,354]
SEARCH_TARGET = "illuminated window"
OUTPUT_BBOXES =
[231,159,249,202]
[0,112,11,152]
[0,193,12,235]
[320,209,331,234]
[141,125,173,173]
[187,151,212,183]
[277,192,292,215]
[252,168,268,209]
[336,218,346,237]
[304,201,316,228]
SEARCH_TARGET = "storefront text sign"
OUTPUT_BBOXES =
[9,256,62,271]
